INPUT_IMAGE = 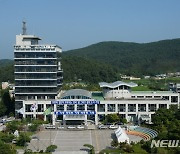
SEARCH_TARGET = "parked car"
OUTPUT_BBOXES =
[45,125,56,129]
[115,122,124,125]
[98,125,108,129]
[77,125,85,129]
[67,126,76,129]
[109,125,118,129]
[57,126,65,129]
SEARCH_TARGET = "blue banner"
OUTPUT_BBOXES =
[54,111,96,115]
[51,100,100,105]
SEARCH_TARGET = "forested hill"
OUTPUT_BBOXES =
[0,58,118,84]
[63,39,180,76]
[1,38,180,84]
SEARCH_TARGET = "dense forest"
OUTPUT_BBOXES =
[1,39,180,84]
[64,39,180,76]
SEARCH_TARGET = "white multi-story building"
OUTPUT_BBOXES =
[49,81,179,125]
[14,23,63,118]
[19,80,179,125]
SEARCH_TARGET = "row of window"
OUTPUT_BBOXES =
[25,104,167,112]
[97,104,167,112]
[131,96,178,102]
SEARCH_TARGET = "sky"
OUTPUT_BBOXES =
[0,0,180,59]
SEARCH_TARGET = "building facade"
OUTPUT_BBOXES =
[14,25,63,118]
[50,81,179,125]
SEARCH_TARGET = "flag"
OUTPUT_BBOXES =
[30,103,38,111]
[43,107,51,115]
[16,108,24,114]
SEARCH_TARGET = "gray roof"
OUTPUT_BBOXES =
[61,89,92,99]
[99,81,138,88]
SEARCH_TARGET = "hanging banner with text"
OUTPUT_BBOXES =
[51,100,100,105]
[54,111,96,115]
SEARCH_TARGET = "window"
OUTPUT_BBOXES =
[171,96,178,103]
[97,104,105,112]
[38,104,44,112]
[25,104,31,112]
[154,96,161,99]
[146,96,152,98]
[148,104,156,112]
[87,105,95,110]
[128,104,136,112]
[159,104,167,109]
[77,105,85,110]
[138,104,146,112]
[137,96,144,98]
[162,96,169,100]
[107,104,115,112]
[57,105,64,110]
[67,104,74,110]
[118,104,126,112]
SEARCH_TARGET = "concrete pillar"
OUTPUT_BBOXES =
[115,104,118,113]
[52,104,57,125]
[146,104,148,112]
[44,104,47,121]
[105,104,108,114]
[23,102,25,118]
[125,104,128,122]
[95,104,98,125]
[136,104,138,112]
[85,104,87,125]
[74,104,77,111]
[156,104,159,110]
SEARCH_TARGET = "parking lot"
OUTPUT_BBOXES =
[28,129,142,153]
[28,129,115,153]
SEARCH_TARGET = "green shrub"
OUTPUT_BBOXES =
[45,145,57,153]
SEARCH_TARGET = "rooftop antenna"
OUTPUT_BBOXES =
[22,21,27,35]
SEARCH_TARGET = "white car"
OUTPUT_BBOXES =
[77,125,85,129]
[45,125,56,129]
[109,125,118,129]
[67,126,76,129]
[57,126,65,129]
[98,125,108,129]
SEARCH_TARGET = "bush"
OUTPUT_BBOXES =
[16,133,31,146]
[0,132,14,143]
[45,145,57,153]
[0,140,16,154]
[111,139,119,147]
[28,124,39,132]
[83,144,95,154]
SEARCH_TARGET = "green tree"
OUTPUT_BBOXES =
[83,144,95,154]
[0,140,16,154]
[106,114,120,123]
[16,133,30,146]
[45,145,57,153]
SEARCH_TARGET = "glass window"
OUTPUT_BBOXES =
[107,104,115,112]
[128,104,136,112]
[97,104,105,112]
[118,104,126,112]
[67,104,74,110]
[138,104,146,112]
[57,105,64,110]
[77,105,85,110]
[87,105,95,110]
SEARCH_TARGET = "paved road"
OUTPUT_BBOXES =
[28,129,142,153]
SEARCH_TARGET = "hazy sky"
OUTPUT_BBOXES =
[0,0,180,59]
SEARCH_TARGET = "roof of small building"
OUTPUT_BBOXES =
[99,81,138,88]
[61,89,92,99]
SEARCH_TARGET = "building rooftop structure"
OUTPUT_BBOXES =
[99,81,138,89]
[60,89,92,99]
